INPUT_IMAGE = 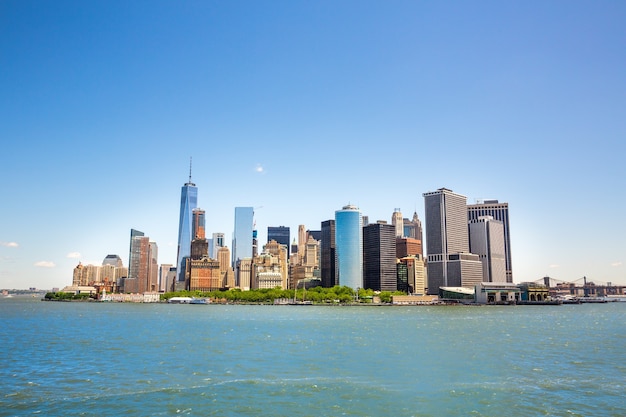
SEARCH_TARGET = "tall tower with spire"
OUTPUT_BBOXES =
[175,159,198,289]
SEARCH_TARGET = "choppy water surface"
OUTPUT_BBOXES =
[1,298,624,416]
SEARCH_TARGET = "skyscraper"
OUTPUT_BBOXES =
[148,241,158,292]
[127,229,149,293]
[467,200,513,283]
[391,208,404,237]
[298,225,306,259]
[403,212,423,249]
[268,226,290,257]
[423,188,482,294]
[175,163,198,286]
[211,232,225,260]
[469,216,506,283]
[217,246,234,288]
[232,207,254,267]
[159,263,173,292]
[102,254,123,268]
[320,220,336,287]
[192,208,206,240]
[335,205,363,290]
[363,222,397,291]
[396,237,422,259]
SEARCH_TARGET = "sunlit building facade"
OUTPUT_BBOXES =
[469,216,506,283]
[211,232,225,260]
[127,229,150,293]
[423,188,482,294]
[335,205,363,290]
[467,200,513,283]
[232,207,254,268]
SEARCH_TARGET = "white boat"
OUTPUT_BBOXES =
[167,297,193,304]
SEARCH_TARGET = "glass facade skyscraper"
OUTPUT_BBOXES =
[232,207,254,267]
[176,173,198,284]
[335,205,363,290]
[268,226,290,257]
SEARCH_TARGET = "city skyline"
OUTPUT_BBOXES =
[1,1,625,289]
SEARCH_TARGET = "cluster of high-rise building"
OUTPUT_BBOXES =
[70,167,514,297]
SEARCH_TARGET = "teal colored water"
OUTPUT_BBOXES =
[1,298,624,416]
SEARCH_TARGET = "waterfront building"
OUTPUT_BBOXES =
[268,226,290,257]
[474,282,520,304]
[467,200,513,283]
[320,220,336,288]
[175,164,198,287]
[73,263,88,286]
[257,271,283,289]
[469,216,506,283]
[127,229,150,293]
[392,209,404,237]
[517,282,550,302]
[189,257,221,291]
[253,243,287,289]
[423,188,482,294]
[399,255,426,295]
[335,205,363,290]
[232,207,254,268]
[363,222,397,291]
[261,239,289,289]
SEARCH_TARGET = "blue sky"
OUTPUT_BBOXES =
[1,0,625,289]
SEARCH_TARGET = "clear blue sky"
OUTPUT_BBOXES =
[1,0,625,289]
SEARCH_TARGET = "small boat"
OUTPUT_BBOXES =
[190,297,208,305]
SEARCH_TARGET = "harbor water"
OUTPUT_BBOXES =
[1,298,624,416]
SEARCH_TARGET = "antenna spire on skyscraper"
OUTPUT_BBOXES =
[186,157,195,186]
